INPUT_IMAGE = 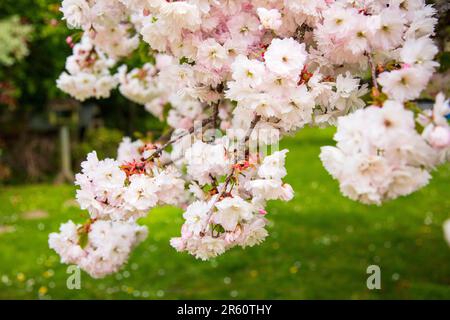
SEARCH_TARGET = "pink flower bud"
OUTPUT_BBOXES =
[258,209,267,215]
[401,63,411,70]
[429,126,450,149]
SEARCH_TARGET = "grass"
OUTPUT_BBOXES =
[0,127,449,299]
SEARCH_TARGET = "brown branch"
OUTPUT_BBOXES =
[217,167,236,200]
[202,166,236,236]
[201,113,261,235]
[244,114,261,160]
[365,51,379,91]
[147,100,224,161]
[156,128,175,144]
[212,102,219,129]
[145,117,214,161]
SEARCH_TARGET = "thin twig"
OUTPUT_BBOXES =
[202,166,236,236]
[156,128,175,144]
[146,102,221,162]
[217,168,236,200]
[212,102,219,129]
[365,51,379,90]
[244,114,261,160]
[201,113,261,235]
[205,102,220,143]
[145,117,214,161]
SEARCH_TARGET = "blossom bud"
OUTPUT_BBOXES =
[428,126,450,149]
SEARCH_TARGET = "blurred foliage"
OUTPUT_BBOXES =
[0,0,166,134]
[0,16,33,67]
[0,145,12,182]
[422,0,450,98]
[0,0,71,114]
[1,133,58,183]
[432,0,450,74]
[72,127,124,169]
[0,0,71,183]
[0,1,166,183]
[432,0,450,50]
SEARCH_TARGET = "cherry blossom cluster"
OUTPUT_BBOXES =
[116,54,206,126]
[75,150,185,221]
[49,220,147,278]
[50,0,450,278]
[56,35,117,101]
[171,140,293,260]
[60,0,128,30]
[320,101,440,205]
[117,62,162,106]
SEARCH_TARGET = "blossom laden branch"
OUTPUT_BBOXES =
[201,113,261,233]
[145,117,214,162]
[49,0,450,278]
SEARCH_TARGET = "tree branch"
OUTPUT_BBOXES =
[145,117,214,161]
[212,102,219,129]
[201,113,261,235]
[244,114,261,160]
[365,51,379,91]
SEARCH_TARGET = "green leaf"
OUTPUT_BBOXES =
[215,224,225,234]
[179,56,195,66]
[202,184,213,192]
[78,231,89,249]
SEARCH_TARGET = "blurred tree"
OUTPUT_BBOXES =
[0,1,165,183]
[0,15,33,110]
[422,0,450,98]
[0,0,71,182]
[0,0,71,130]
[0,16,33,67]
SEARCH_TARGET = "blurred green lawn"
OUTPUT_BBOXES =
[0,127,449,299]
